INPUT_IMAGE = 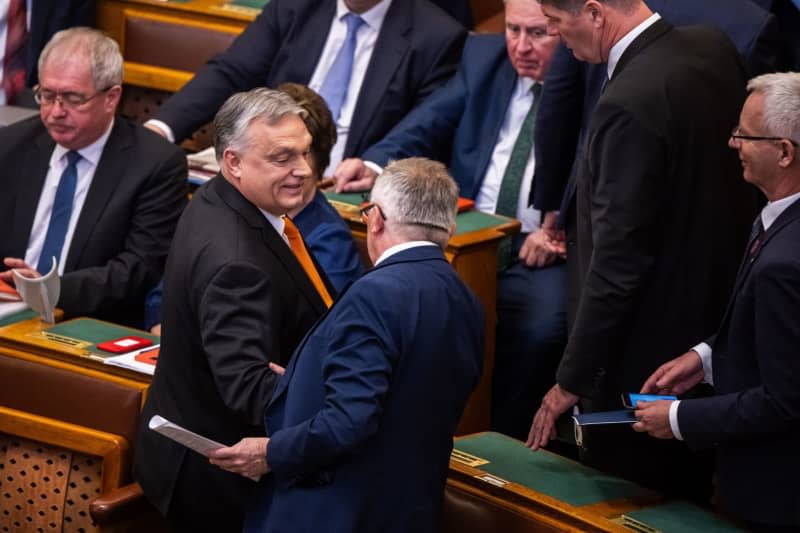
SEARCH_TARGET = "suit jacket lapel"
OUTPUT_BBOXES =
[213,177,328,317]
[612,18,672,81]
[65,120,129,271]
[288,1,335,84]
[346,0,411,156]
[11,127,53,255]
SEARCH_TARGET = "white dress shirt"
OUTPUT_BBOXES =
[309,0,391,175]
[668,192,800,440]
[0,0,32,105]
[475,76,542,233]
[374,240,437,266]
[25,119,115,275]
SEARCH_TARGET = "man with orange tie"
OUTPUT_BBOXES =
[135,88,332,532]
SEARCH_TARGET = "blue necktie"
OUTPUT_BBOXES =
[318,13,365,120]
[37,151,81,274]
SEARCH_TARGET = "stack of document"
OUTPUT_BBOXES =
[187,146,219,185]
[104,345,160,375]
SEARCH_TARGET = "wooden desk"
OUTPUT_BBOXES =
[327,193,520,435]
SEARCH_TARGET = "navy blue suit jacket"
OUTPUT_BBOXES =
[154,0,466,152]
[678,200,800,527]
[532,0,782,212]
[363,34,515,199]
[246,245,484,533]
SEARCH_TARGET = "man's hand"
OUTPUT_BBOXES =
[269,362,285,376]
[209,437,270,479]
[518,229,564,267]
[333,158,378,193]
[0,257,41,283]
[640,350,704,396]
[633,400,675,439]
[144,122,168,138]
[526,384,579,451]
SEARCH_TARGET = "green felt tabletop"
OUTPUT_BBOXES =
[228,0,269,8]
[0,309,37,328]
[323,191,511,236]
[44,318,159,359]
[454,432,653,507]
[624,500,747,532]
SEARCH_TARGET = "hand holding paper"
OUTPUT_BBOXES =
[9,257,60,323]
[209,437,271,479]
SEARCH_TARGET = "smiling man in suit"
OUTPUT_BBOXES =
[135,88,330,532]
[145,0,466,175]
[210,158,485,533]
[0,27,186,327]
[636,72,800,532]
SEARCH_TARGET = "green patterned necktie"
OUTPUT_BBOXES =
[495,83,542,217]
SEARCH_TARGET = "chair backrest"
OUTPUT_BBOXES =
[0,406,130,533]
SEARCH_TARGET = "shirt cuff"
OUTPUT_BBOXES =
[691,342,713,386]
[364,160,383,177]
[144,119,176,144]
[668,400,683,441]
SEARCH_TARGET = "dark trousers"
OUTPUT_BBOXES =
[492,235,567,440]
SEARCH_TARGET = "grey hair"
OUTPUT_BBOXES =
[370,158,458,248]
[536,0,640,15]
[747,72,800,144]
[213,88,308,161]
[38,28,123,90]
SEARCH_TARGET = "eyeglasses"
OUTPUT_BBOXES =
[731,126,798,147]
[33,85,112,109]
[359,203,386,222]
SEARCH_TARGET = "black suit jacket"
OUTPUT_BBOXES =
[134,175,328,520]
[679,200,800,526]
[0,116,187,326]
[26,1,96,87]
[556,21,758,403]
[532,0,782,214]
[154,0,466,152]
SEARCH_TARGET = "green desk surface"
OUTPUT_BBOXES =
[624,501,747,533]
[324,191,512,236]
[228,0,269,7]
[454,432,655,507]
[44,318,159,359]
[0,309,36,328]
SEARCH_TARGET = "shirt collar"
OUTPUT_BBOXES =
[336,0,392,31]
[761,191,800,231]
[51,118,115,168]
[517,76,536,96]
[256,208,285,236]
[607,13,661,79]
[374,241,437,266]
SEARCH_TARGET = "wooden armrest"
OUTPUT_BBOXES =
[90,482,148,524]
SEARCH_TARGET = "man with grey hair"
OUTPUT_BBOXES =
[135,88,329,531]
[210,157,485,533]
[635,72,800,531]
[527,0,759,502]
[0,27,186,326]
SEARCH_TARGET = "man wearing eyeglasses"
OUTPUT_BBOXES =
[635,72,800,532]
[0,28,186,327]
[209,157,484,533]
[525,0,760,503]
[331,0,568,442]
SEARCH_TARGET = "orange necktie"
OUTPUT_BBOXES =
[283,217,333,308]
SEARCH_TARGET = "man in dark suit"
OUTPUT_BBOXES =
[635,72,800,531]
[526,0,758,499]
[0,28,186,327]
[330,0,566,441]
[146,0,465,174]
[532,0,783,325]
[431,0,473,28]
[209,158,484,533]
[134,88,329,532]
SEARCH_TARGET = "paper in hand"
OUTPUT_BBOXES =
[13,257,60,323]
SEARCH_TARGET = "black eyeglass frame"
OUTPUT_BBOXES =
[359,203,387,221]
[731,126,799,147]
[33,84,114,108]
